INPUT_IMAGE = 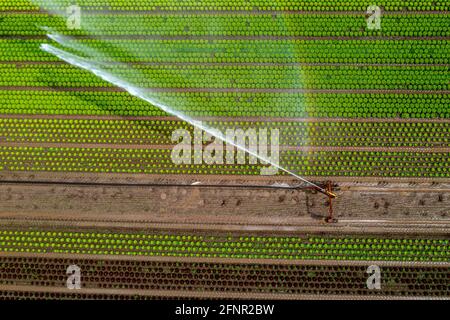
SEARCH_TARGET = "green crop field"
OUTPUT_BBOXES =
[0,229,448,262]
[0,0,448,301]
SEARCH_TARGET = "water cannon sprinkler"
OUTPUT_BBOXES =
[318,187,337,199]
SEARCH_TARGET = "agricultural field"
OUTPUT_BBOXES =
[0,0,448,303]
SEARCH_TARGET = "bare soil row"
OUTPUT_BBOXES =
[0,179,449,232]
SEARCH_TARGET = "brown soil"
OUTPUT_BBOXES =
[0,177,449,232]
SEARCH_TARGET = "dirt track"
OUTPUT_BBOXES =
[0,179,448,233]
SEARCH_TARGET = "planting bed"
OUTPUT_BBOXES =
[0,229,448,262]
[0,254,448,299]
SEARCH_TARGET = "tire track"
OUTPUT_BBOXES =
[1,216,449,235]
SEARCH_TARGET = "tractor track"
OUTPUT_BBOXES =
[0,202,449,235]
[0,215,449,234]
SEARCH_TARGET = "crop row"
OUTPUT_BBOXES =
[1,63,448,91]
[1,0,448,12]
[0,230,448,262]
[0,146,448,178]
[1,13,449,37]
[2,255,448,298]
[1,118,449,148]
[215,121,450,148]
[1,39,448,64]
[1,91,448,119]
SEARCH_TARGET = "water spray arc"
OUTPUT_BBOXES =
[32,0,337,199]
